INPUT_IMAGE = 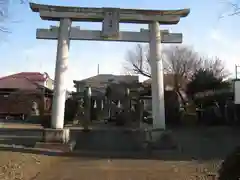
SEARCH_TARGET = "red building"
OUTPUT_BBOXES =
[0,72,53,119]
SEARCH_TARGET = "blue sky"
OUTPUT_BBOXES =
[0,0,240,89]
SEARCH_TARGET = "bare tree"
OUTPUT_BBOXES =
[124,44,201,88]
[0,0,27,33]
[162,45,201,89]
[199,56,229,79]
[218,0,240,17]
[123,44,151,78]
[124,44,228,104]
[228,1,240,15]
[123,44,202,104]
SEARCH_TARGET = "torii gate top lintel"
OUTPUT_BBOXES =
[29,2,190,24]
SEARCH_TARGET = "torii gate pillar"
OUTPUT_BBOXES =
[149,21,165,129]
[51,18,71,129]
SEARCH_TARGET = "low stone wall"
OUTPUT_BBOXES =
[73,129,146,152]
[72,127,240,159]
[1,126,240,160]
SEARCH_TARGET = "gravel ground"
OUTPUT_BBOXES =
[34,158,222,180]
[0,151,62,180]
[0,150,222,180]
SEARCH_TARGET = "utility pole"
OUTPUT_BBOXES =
[236,65,240,79]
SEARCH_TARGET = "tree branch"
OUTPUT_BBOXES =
[0,0,27,34]
[123,44,228,90]
[219,0,240,17]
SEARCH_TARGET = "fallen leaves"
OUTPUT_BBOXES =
[0,151,59,180]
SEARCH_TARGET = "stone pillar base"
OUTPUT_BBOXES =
[43,128,70,143]
[35,128,75,152]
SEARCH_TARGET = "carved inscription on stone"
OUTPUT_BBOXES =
[101,8,120,38]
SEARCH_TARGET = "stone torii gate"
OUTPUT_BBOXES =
[30,3,189,143]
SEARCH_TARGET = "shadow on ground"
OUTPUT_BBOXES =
[0,126,239,162]
[0,128,43,147]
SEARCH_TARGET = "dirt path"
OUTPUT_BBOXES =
[34,157,221,180]
[0,150,222,180]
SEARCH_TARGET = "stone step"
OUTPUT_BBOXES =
[35,140,76,152]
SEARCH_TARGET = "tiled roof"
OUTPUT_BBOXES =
[73,74,139,95]
[0,76,40,89]
[0,72,50,90]
[74,74,139,88]
[0,72,49,82]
